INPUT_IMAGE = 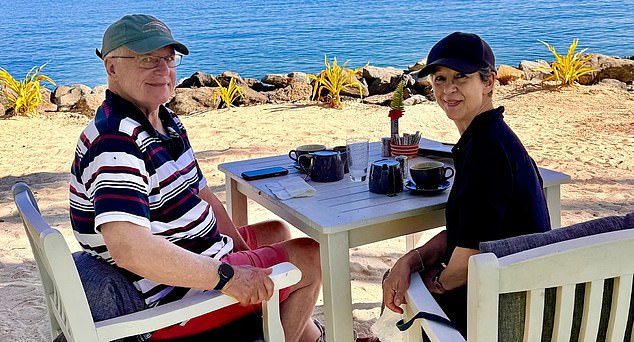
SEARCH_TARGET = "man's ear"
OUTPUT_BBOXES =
[104,59,117,77]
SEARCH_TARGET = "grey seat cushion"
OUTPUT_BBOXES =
[480,212,634,257]
[477,212,634,341]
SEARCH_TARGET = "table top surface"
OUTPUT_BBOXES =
[219,139,571,235]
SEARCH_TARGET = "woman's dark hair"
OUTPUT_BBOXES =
[478,67,496,97]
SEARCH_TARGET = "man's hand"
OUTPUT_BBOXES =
[221,265,274,305]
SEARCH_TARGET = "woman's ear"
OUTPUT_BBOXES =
[485,73,496,92]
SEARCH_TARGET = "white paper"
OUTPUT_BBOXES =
[265,176,316,200]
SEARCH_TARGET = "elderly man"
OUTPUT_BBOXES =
[68,14,323,342]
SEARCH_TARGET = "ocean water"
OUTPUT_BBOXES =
[1,0,633,88]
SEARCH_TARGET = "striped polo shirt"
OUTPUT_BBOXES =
[69,90,232,305]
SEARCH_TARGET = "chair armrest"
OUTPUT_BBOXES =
[95,262,301,342]
[403,272,465,342]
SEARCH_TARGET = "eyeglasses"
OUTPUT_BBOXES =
[109,54,183,69]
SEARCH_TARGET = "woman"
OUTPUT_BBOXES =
[381,32,551,337]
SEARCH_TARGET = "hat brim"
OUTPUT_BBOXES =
[418,58,481,77]
[126,36,189,55]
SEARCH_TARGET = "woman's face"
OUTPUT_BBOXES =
[430,66,494,133]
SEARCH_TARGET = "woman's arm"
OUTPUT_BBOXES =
[382,230,448,313]
[428,246,479,294]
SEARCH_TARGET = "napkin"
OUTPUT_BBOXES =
[266,176,316,200]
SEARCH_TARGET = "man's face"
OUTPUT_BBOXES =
[105,46,176,114]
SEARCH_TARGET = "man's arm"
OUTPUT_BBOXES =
[101,221,273,305]
[198,186,249,251]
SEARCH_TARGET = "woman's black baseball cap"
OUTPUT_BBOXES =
[419,32,495,77]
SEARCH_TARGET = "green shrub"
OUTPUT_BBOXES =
[0,63,55,117]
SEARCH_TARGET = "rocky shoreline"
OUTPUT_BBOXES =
[2,53,633,118]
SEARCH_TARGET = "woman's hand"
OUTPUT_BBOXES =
[382,258,414,314]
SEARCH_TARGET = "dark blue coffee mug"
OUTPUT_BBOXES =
[298,151,345,182]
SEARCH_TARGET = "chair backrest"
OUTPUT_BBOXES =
[468,227,634,341]
[12,182,100,341]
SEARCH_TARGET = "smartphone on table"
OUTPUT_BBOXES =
[241,167,289,180]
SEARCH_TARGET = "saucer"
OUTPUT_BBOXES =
[404,180,451,195]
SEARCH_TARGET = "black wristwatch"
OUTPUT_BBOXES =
[214,262,234,290]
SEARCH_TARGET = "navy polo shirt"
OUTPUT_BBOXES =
[444,106,551,260]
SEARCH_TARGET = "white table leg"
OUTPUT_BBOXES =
[406,233,423,251]
[320,232,355,342]
[225,174,248,227]
[545,185,562,228]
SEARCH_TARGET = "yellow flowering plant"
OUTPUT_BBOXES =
[308,55,363,109]
[538,39,594,88]
[0,63,55,117]
[212,76,244,109]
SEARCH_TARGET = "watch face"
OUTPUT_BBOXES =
[219,263,234,279]
[214,263,234,290]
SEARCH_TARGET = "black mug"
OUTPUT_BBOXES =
[289,144,327,170]
[409,161,454,189]
[298,151,345,182]
[331,146,349,173]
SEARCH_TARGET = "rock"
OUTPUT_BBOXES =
[249,81,277,92]
[362,65,403,80]
[37,88,56,113]
[70,92,105,117]
[243,78,259,88]
[53,84,91,111]
[518,60,551,81]
[235,86,269,106]
[166,87,218,115]
[93,85,108,95]
[340,76,369,98]
[408,58,427,72]
[211,71,246,88]
[177,72,216,88]
[497,64,524,85]
[262,74,290,88]
[0,102,4,116]
[411,70,432,96]
[363,66,404,95]
[267,82,312,103]
[599,78,627,90]
[402,73,416,87]
[403,94,428,106]
[288,72,310,84]
[362,93,392,106]
[579,54,634,85]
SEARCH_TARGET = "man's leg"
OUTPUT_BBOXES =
[72,252,148,341]
[274,238,322,342]
[238,220,292,249]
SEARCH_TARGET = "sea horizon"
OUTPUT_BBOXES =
[2,0,633,88]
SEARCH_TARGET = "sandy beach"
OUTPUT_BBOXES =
[1,80,633,341]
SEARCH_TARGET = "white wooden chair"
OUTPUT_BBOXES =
[403,216,634,342]
[12,182,301,342]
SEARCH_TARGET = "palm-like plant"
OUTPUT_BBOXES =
[308,56,363,109]
[211,76,244,109]
[538,39,594,88]
[0,63,55,117]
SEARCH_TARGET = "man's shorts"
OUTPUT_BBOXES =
[150,225,291,340]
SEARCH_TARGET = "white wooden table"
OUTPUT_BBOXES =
[218,141,570,342]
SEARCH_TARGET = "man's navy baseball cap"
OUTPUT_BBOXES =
[96,14,189,59]
[419,32,495,77]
